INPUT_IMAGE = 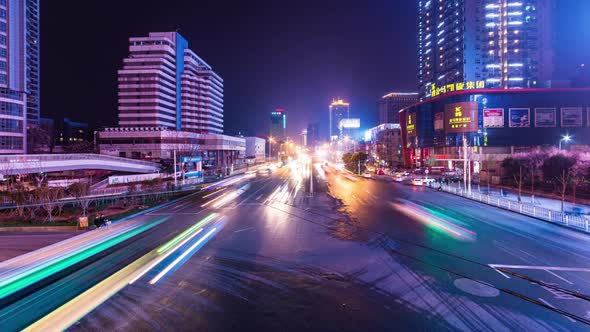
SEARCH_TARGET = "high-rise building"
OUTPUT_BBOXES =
[24,0,40,125]
[329,98,349,140]
[118,32,223,134]
[379,92,418,124]
[269,108,286,141]
[0,0,40,153]
[307,122,320,147]
[417,0,554,98]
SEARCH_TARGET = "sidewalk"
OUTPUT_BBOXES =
[438,183,590,233]
[455,183,590,216]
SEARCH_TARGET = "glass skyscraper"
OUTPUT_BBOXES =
[417,0,554,99]
[329,98,349,140]
[0,0,40,153]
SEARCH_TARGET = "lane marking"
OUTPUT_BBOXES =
[489,264,590,273]
[234,227,254,233]
[538,297,577,323]
[545,269,574,285]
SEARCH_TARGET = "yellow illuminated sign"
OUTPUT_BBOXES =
[431,80,486,97]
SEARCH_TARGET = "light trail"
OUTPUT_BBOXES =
[149,226,219,284]
[390,200,476,240]
[202,188,225,198]
[201,192,228,207]
[25,217,226,331]
[0,217,169,300]
[157,213,218,254]
[128,228,204,285]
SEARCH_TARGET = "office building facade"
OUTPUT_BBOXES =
[417,0,554,99]
[379,92,418,124]
[306,122,320,147]
[399,88,590,168]
[269,108,286,141]
[0,0,40,153]
[329,98,349,140]
[118,32,223,134]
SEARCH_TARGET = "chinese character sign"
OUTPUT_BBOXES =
[407,112,417,137]
[444,102,479,133]
[430,81,486,98]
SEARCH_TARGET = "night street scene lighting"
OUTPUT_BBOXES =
[0,1,589,331]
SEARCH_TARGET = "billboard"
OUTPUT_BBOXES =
[406,112,417,137]
[180,156,202,163]
[483,108,504,128]
[434,112,444,131]
[444,102,478,133]
[561,107,583,127]
[339,118,360,129]
[509,108,530,128]
[534,108,556,127]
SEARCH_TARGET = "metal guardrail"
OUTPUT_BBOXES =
[0,153,159,168]
[438,184,590,233]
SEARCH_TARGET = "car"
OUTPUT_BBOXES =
[362,172,372,178]
[411,178,424,186]
[393,175,404,182]
[377,169,385,175]
[422,177,436,185]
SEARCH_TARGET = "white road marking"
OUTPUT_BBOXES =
[545,269,574,285]
[489,264,590,273]
[538,298,576,323]
[488,264,511,279]
[234,227,254,233]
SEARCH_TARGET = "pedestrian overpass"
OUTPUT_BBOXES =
[0,154,160,175]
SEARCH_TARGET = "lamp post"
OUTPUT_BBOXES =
[268,136,275,161]
[559,134,571,150]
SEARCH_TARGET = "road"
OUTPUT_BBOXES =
[1,161,590,331]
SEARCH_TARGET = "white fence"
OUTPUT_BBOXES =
[439,184,590,233]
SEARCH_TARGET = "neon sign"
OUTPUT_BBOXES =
[430,80,485,97]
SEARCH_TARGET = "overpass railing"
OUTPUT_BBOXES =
[0,154,158,167]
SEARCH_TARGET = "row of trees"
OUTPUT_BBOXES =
[501,148,590,211]
[2,177,170,223]
[342,152,368,174]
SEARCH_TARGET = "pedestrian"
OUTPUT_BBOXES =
[94,214,101,229]
[99,214,106,228]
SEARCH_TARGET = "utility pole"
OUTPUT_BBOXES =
[463,135,468,193]
[173,150,177,188]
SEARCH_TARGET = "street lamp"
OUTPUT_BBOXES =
[559,134,571,150]
[268,136,275,160]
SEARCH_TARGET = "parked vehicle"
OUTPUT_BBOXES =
[411,178,424,186]
[429,166,446,174]
[422,177,436,185]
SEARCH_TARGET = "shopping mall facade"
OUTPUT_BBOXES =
[399,88,590,171]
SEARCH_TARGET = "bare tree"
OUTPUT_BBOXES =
[9,184,28,218]
[501,157,526,202]
[569,152,589,205]
[69,182,92,216]
[542,153,576,215]
[35,187,64,223]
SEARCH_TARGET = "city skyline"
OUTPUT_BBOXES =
[39,1,589,138]
[4,1,590,330]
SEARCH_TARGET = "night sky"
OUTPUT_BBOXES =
[41,1,589,140]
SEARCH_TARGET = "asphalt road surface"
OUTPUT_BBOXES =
[2,160,590,331]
